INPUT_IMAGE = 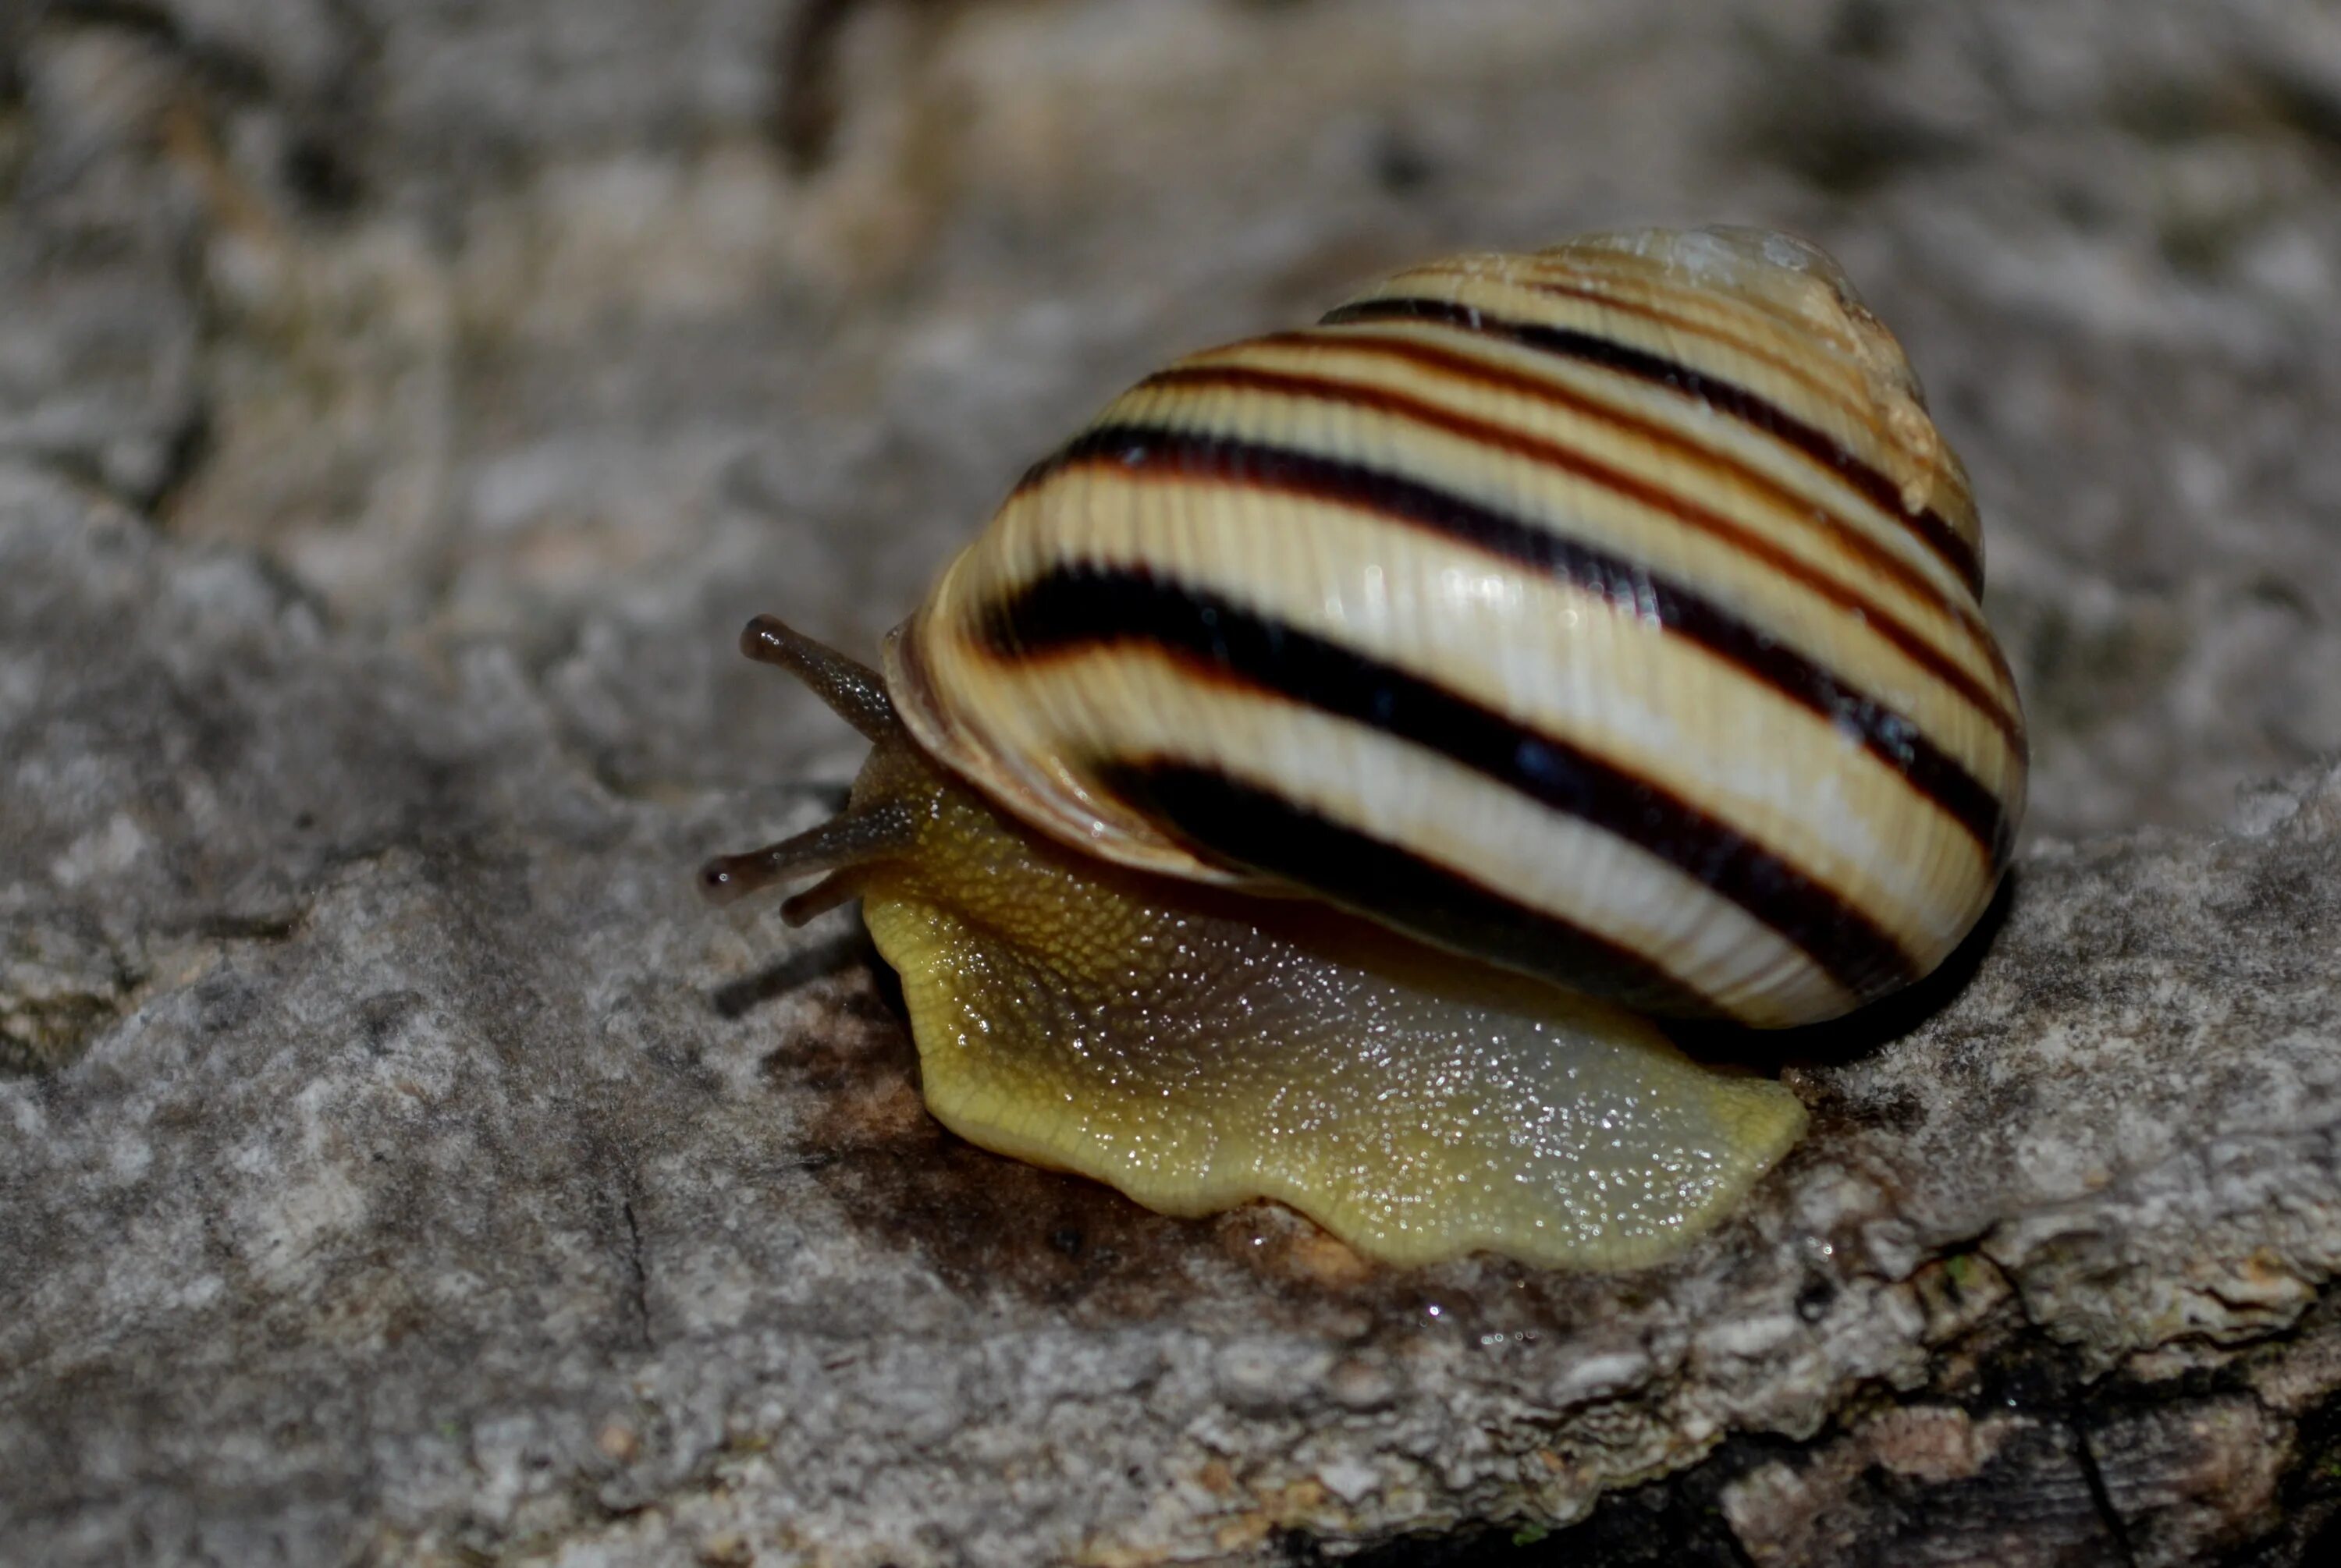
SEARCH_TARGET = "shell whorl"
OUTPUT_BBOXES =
[885,226,2027,1028]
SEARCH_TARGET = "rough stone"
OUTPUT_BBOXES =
[5,2,2341,1564]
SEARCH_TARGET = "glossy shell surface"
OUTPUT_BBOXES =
[886,227,2027,1027]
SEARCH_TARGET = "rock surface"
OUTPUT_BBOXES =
[5,2,2341,1563]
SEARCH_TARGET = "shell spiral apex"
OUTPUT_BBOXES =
[710,225,2026,1270]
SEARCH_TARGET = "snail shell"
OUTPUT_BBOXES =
[887,225,2024,1029]
[711,225,2026,1268]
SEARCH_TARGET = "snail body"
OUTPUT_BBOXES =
[709,227,2026,1268]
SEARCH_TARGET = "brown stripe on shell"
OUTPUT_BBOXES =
[1014,423,2016,869]
[1519,273,1890,439]
[1091,758,1735,1018]
[1131,358,2020,749]
[975,566,1928,1006]
[1180,325,2010,694]
[1317,295,1986,599]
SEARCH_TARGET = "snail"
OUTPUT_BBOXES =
[705,225,2026,1269]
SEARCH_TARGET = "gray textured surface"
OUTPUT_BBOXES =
[5,2,2341,1563]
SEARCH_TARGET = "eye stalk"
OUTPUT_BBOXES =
[737,615,901,743]
[698,616,923,922]
[698,798,921,921]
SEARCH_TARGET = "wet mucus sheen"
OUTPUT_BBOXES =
[704,227,2023,1269]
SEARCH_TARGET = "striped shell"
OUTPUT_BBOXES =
[884,226,2027,1029]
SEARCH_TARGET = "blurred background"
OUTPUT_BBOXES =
[9,0,2341,846]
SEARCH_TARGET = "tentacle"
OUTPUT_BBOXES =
[780,870,865,926]
[740,615,899,742]
[698,800,918,906]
